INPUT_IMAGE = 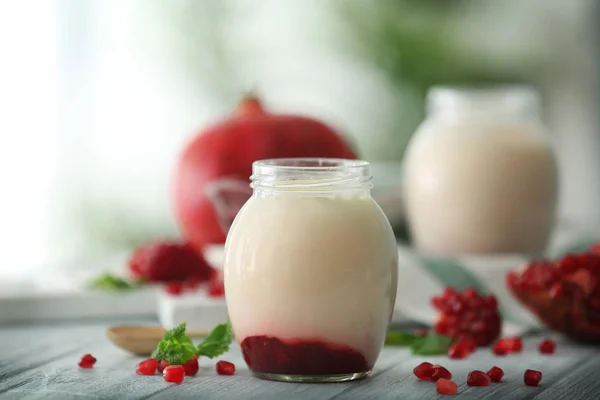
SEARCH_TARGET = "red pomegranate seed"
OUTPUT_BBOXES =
[78,354,97,369]
[163,365,185,384]
[538,339,556,354]
[413,362,434,380]
[487,366,504,383]
[157,360,170,373]
[448,339,472,359]
[136,358,157,376]
[467,370,490,386]
[436,378,458,395]
[165,281,185,295]
[183,358,199,376]
[524,369,543,386]
[186,276,202,290]
[508,337,523,352]
[216,360,236,375]
[430,365,452,381]
[492,340,510,356]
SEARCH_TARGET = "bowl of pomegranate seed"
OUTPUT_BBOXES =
[507,244,600,343]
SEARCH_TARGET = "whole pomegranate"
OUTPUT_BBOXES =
[507,245,600,343]
[173,94,357,249]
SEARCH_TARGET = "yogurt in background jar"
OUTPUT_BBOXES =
[403,86,559,256]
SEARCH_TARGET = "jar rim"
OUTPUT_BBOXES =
[253,158,369,171]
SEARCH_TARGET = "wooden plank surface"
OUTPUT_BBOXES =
[0,320,598,399]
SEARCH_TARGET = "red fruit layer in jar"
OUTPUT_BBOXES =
[240,335,370,375]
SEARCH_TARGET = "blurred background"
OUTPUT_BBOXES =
[0,0,599,291]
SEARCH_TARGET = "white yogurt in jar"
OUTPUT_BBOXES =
[223,158,398,382]
[403,86,559,256]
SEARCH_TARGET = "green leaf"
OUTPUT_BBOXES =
[196,320,233,359]
[151,322,197,365]
[89,273,145,291]
[385,331,420,346]
[410,333,454,355]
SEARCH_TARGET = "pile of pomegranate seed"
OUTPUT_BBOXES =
[432,288,502,346]
[163,365,186,384]
[78,354,97,369]
[507,244,600,343]
[524,369,543,386]
[136,358,158,376]
[216,360,236,375]
[492,337,523,356]
[467,370,490,387]
[436,378,458,395]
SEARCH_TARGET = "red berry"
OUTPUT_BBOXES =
[413,362,434,380]
[467,370,490,386]
[128,240,214,283]
[430,365,452,382]
[436,378,458,395]
[165,281,185,295]
[157,360,170,373]
[78,354,97,369]
[432,288,501,346]
[183,358,199,376]
[524,369,543,386]
[487,366,504,383]
[163,365,185,384]
[448,339,473,359]
[216,360,236,375]
[136,358,158,376]
[538,339,556,354]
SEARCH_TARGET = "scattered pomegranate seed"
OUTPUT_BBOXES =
[524,369,543,386]
[165,281,185,295]
[136,358,157,376]
[508,337,523,352]
[431,287,501,346]
[413,362,434,380]
[216,360,236,375]
[163,365,185,384]
[430,365,452,382]
[467,370,490,386]
[157,360,170,373]
[492,341,509,356]
[78,354,97,369]
[186,276,202,290]
[487,366,504,383]
[436,378,458,395]
[538,338,556,354]
[183,358,199,376]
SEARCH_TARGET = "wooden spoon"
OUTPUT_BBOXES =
[106,325,212,356]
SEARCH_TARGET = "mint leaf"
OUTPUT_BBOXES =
[410,333,454,356]
[196,320,233,359]
[89,273,145,291]
[151,322,197,365]
[385,331,420,346]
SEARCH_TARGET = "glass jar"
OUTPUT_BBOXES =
[403,86,559,256]
[223,158,398,383]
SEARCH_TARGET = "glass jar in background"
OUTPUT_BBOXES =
[403,86,559,256]
[224,158,398,383]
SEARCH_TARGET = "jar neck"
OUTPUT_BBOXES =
[250,158,373,197]
[427,85,542,124]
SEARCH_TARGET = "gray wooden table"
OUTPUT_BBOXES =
[1,319,598,399]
